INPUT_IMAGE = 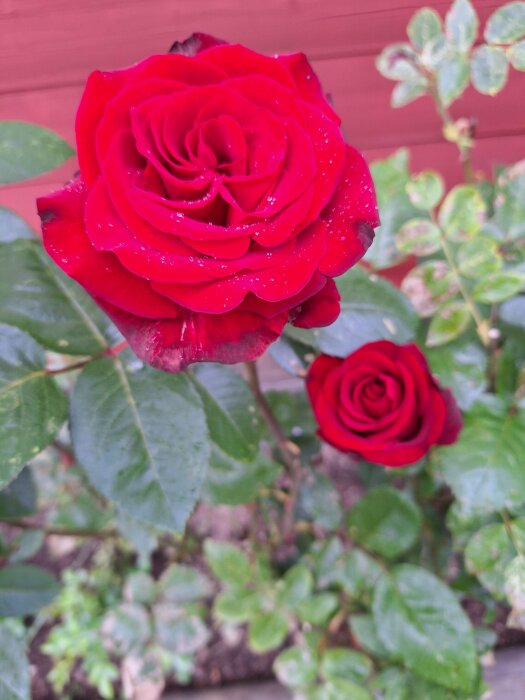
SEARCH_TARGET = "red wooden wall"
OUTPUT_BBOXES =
[0,0,523,231]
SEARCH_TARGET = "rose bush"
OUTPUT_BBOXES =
[306,340,462,466]
[2,1,525,698]
[37,34,378,371]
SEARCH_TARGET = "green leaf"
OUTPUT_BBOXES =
[472,270,525,303]
[347,486,422,560]
[191,364,263,460]
[0,467,36,520]
[70,358,209,532]
[248,611,288,653]
[214,588,262,623]
[366,149,421,269]
[9,529,44,563]
[191,364,279,505]
[376,44,420,81]
[102,603,151,655]
[474,627,498,655]
[330,548,383,604]
[427,300,471,347]
[316,679,373,700]
[391,79,428,108]
[153,604,210,654]
[116,511,159,569]
[0,564,59,616]
[297,592,339,625]
[406,171,444,210]
[436,51,470,106]
[52,486,110,533]
[465,519,525,598]
[471,45,509,95]
[370,668,410,700]
[0,121,74,185]
[500,296,525,329]
[408,675,477,699]
[321,648,372,684]
[426,339,487,411]
[373,565,477,692]
[203,445,280,506]
[266,389,318,450]
[0,324,67,488]
[311,536,344,588]
[279,564,314,609]
[492,167,525,240]
[158,563,213,604]
[124,572,156,605]
[396,219,441,256]
[484,2,525,44]
[349,614,390,659]
[274,646,318,689]
[0,622,30,700]
[401,261,458,318]
[456,236,502,279]
[445,0,479,51]
[204,539,251,587]
[0,240,120,355]
[268,335,312,376]
[435,400,525,516]
[421,34,449,70]
[438,185,487,239]
[297,470,343,530]
[0,208,33,242]
[288,267,418,357]
[504,554,525,628]
[408,8,443,51]
[509,39,525,70]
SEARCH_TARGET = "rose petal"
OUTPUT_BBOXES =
[169,33,227,56]
[437,387,463,445]
[149,220,327,312]
[37,177,179,319]
[306,354,343,407]
[290,277,340,328]
[100,301,287,372]
[199,44,297,91]
[319,146,379,277]
[76,70,127,185]
[278,52,341,124]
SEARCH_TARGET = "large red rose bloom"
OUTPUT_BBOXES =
[306,340,462,467]
[37,34,379,371]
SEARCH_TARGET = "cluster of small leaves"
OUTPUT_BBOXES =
[41,569,121,699]
[397,163,525,347]
[204,480,488,700]
[363,155,525,644]
[41,562,213,699]
[377,0,525,109]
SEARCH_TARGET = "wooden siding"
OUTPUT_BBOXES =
[0,0,523,230]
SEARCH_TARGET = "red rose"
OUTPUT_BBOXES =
[37,34,378,372]
[306,340,462,467]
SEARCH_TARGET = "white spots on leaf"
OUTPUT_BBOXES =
[383,318,397,335]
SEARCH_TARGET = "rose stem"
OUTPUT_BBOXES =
[427,76,475,184]
[4,518,118,540]
[245,360,302,542]
[434,218,490,347]
[45,340,129,376]
[427,71,500,383]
